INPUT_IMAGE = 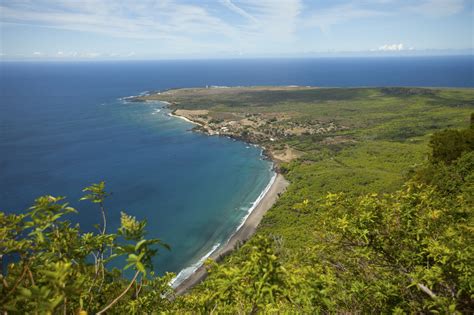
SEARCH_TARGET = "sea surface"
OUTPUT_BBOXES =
[1,56,473,281]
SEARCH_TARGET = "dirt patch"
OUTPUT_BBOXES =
[271,146,303,163]
[320,136,356,145]
[174,109,208,117]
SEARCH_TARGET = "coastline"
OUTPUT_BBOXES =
[168,112,203,126]
[165,107,289,295]
[173,173,289,295]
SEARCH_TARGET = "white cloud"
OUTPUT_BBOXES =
[218,0,303,44]
[219,0,258,23]
[33,51,42,55]
[304,0,465,34]
[407,0,464,17]
[0,1,237,41]
[377,43,414,51]
[0,0,304,51]
[304,3,387,33]
[84,52,101,58]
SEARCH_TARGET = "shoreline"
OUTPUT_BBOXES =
[165,107,289,295]
[167,112,203,126]
[173,173,289,295]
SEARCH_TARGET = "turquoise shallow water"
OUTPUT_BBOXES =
[113,100,275,283]
[0,63,273,279]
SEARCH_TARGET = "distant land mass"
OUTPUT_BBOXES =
[136,86,473,168]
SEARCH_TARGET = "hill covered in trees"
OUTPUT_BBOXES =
[2,87,473,313]
[172,121,474,313]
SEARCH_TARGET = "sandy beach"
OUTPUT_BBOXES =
[166,108,290,295]
[168,111,203,126]
[174,173,289,295]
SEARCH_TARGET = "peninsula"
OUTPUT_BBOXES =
[135,86,473,168]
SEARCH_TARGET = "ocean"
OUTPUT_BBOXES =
[1,56,473,282]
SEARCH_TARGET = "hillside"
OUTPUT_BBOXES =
[140,86,474,313]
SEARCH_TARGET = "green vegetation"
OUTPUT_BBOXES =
[143,87,473,151]
[173,122,473,313]
[2,87,474,313]
[429,128,474,164]
[1,183,174,314]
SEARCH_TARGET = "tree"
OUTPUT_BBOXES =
[315,180,473,313]
[429,128,474,164]
[175,236,300,313]
[0,183,172,314]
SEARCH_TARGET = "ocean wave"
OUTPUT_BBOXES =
[169,242,221,288]
[118,91,151,102]
[118,95,135,102]
[169,170,276,289]
[209,85,230,88]
[168,141,276,290]
[167,112,200,125]
[234,172,276,233]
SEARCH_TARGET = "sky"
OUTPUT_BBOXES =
[0,0,473,60]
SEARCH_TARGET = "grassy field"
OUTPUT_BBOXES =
[142,86,472,162]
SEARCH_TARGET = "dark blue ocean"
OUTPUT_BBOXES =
[1,56,473,281]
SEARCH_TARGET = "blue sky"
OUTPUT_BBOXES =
[0,0,472,60]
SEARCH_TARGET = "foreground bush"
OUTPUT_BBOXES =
[0,182,173,314]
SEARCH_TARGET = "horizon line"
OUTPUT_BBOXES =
[1,53,473,63]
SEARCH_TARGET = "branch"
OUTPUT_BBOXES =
[0,254,7,288]
[134,278,143,299]
[1,266,28,303]
[63,297,67,315]
[26,266,35,286]
[100,202,106,235]
[96,270,140,314]
[366,245,438,300]
[416,283,437,299]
